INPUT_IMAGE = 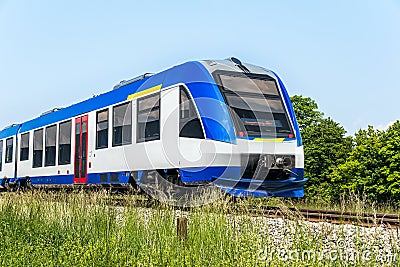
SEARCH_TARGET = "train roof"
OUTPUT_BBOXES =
[0,60,219,137]
[18,75,149,134]
[0,58,296,144]
[0,124,21,139]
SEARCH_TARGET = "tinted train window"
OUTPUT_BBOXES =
[45,125,57,166]
[0,140,3,171]
[96,109,108,149]
[219,74,279,96]
[33,129,43,168]
[113,102,132,146]
[216,71,294,138]
[179,87,204,139]
[20,133,29,161]
[5,138,13,163]
[137,93,160,142]
[59,120,71,165]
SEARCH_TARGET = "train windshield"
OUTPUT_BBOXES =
[217,72,294,138]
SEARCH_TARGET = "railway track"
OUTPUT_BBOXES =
[108,197,400,228]
[3,187,399,228]
[256,206,400,228]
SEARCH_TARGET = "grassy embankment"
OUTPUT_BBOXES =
[0,191,398,266]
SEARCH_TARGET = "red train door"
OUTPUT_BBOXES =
[74,115,88,184]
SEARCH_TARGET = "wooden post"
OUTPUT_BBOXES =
[176,217,188,242]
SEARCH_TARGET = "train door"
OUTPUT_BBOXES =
[160,86,179,167]
[160,85,206,168]
[74,115,88,184]
[177,86,206,168]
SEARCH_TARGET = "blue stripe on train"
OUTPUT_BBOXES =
[9,166,305,198]
[180,166,306,197]
[18,171,131,185]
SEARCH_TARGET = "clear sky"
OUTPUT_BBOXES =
[1,0,399,135]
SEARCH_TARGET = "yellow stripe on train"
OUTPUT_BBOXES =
[127,84,162,100]
[253,138,285,142]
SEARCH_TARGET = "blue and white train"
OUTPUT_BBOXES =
[0,58,307,197]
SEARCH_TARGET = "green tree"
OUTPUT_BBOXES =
[332,122,400,203]
[291,95,400,204]
[330,126,384,200]
[291,95,352,201]
[302,118,353,200]
[290,95,323,130]
[381,122,400,199]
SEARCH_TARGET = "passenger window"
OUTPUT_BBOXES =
[0,140,3,171]
[113,102,132,146]
[20,133,29,161]
[59,120,72,165]
[96,109,109,149]
[179,87,204,139]
[5,138,13,163]
[45,125,57,166]
[33,129,43,168]
[137,93,160,142]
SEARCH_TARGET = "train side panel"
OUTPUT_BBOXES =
[0,135,16,179]
[17,120,76,184]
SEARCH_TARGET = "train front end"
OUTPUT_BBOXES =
[199,59,307,197]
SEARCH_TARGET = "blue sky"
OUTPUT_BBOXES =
[1,0,399,135]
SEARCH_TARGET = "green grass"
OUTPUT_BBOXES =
[0,191,398,266]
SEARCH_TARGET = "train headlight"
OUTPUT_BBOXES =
[283,157,292,167]
[274,156,293,169]
[275,157,285,168]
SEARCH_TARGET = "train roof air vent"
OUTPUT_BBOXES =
[113,73,154,90]
[2,124,18,130]
[40,108,63,117]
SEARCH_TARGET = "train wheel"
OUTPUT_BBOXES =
[156,169,184,186]
[26,178,33,190]
[128,172,140,193]
[18,179,29,193]
[4,179,12,192]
